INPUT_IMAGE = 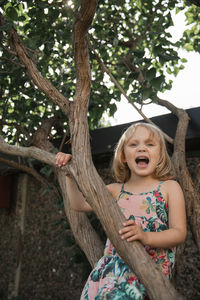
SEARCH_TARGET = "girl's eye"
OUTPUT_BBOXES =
[147,143,154,146]
[130,143,137,146]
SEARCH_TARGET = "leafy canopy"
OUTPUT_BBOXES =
[0,0,199,145]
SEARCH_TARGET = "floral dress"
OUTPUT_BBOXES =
[81,181,176,300]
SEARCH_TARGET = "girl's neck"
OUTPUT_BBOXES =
[125,175,160,194]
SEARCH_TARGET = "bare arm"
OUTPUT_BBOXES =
[56,152,92,212]
[119,180,187,248]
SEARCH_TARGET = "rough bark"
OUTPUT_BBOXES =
[32,118,105,267]
[157,97,200,248]
[57,171,104,267]
[66,1,184,299]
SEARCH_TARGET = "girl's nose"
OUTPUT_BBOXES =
[138,144,147,151]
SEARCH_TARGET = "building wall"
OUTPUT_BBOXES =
[0,156,200,300]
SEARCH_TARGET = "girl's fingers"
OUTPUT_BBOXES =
[123,220,135,226]
[127,236,138,242]
[56,153,72,166]
[119,222,143,241]
[119,220,135,234]
[121,230,135,240]
[119,225,136,235]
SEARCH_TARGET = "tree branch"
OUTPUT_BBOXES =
[118,11,155,50]
[71,0,98,133]
[32,117,58,151]
[156,97,184,115]
[0,157,58,194]
[0,56,25,68]
[0,134,104,267]
[0,12,71,117]
[157,97,200,248]
[69,1,183,299]
[88,40,174,144]
[0,137,56,167]
[56,171,104,267]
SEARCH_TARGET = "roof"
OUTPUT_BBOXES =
[0,107,200,173]
[88,106,200,156]
[52,106,200,164]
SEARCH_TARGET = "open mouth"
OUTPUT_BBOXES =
[135,157,149,165]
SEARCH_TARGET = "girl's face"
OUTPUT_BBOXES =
[123,126,161,179]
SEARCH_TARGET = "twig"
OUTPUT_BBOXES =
[0,56,25,68]
[88,39,173,144]
[59,129,69,152]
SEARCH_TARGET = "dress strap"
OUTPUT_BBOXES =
[157,181,164,191]
[120,183,125,193]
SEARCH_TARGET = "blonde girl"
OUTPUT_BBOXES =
[56,122,186,299]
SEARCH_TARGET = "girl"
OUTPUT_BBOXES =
[56,122,186,299]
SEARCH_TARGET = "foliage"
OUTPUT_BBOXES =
[176,4,200,52]
[0,0,199,146]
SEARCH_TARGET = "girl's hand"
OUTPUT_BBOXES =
[56,152,72,167]
[119,220,148,245]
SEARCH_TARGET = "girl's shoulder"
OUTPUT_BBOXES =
[161,179,182,191]
[160,179,183,203]
[107,183,122,200]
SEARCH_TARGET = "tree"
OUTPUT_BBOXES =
[0,0,199,299]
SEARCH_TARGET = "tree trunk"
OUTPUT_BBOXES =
[173,116,200,247]
[157,98,200,248]
[56,171,104,267]
[8,174,28,299]
[32,118,104,267]
[67,1,185,298]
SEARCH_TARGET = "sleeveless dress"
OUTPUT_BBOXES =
[81,181,176,300]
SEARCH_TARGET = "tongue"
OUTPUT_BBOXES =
[137,161,148,167]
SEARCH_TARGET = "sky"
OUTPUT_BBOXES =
[109,10,200,125]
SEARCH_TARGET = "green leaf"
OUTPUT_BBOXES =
[153,45,163,56]
[37,2,48,9]
[132,50,145,58]
[146,68,156,81]
[135,0,142,10]
[158,54,179,62]
[181,58,187,63]
[128,72,139,80]
[6,7,18,21]
[135,57,146,64]
[142,87,153,100]
[150,75,165,91]
[109,103,117,116]
[113,38,118,47]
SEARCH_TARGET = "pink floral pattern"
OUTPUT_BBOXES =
[81,182,176,299]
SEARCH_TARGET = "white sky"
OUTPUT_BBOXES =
[110,10,200,125]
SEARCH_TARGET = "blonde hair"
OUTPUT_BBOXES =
[113,122,173,182]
